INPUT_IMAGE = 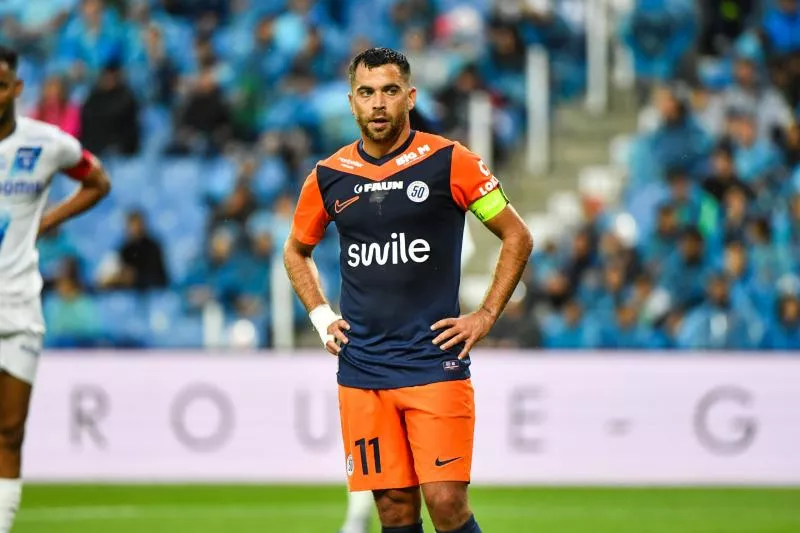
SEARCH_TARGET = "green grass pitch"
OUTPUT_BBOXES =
[14,484,800,533]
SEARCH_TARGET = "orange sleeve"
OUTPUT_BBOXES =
[449,142,503,211]
[291,169,331,245]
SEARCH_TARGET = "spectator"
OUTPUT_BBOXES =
[747,218,788,282]
[402,26,451,94]
[483,286,541,348]
[664,168,720,240]
[620,0,696,102]
[782,122,800,168]
[677,272,756,349]
[689,82,726,138]
[37,225,80,293]
[642,203,681,273]
[582,260,629,325]
[763,294,800,349]
[31,76,81,137]
[697,0,757,58]
[647,87,713,178]
[702,142,753,203]
[171,67,233,155]
[100,211,169,291]
[80,61,141,156]
[59,0,126,82]
[211,180,257,233]
[719,185,752,244]
[722,56,794,141]
[436,64,484,145]
[184,227,242,312]
[542,299,599,349]
[659,227,710,310]
[761,0,800,58]
[44,259,102,348]
[599,302,657,349]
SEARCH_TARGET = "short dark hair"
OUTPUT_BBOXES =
[348,47,410,85]
[0,45,18,71]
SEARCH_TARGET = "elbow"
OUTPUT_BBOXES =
[98,175,111,197]
[519,226,534,258]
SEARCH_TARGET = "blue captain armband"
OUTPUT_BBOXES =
[468,188,509,222]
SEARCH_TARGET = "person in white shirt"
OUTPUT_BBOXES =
[0,45,111,533]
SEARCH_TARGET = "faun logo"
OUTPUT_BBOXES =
[347,233,431,267]
[354,181,403,194]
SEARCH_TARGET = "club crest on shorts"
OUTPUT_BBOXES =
[442,360,460,372]
[407,181,429,203]
[346,454,354,476]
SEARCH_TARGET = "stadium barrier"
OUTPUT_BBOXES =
[24,351,800,485]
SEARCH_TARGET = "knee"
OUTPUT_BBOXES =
[0,423,24,452]
[374,488,420,527]
[424,485,470,526]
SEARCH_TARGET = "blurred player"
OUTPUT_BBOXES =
[0,46,111,532]
[284,48,532,533]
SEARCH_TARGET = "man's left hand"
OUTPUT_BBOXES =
[431,308,495,359]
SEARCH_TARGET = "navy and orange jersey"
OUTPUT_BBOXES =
[291,130,508,390]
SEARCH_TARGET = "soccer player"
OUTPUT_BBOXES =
[284,48,532,533]
[0,46,111,532]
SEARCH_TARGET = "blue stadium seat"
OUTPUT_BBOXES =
[203,157,239,204]
[95,291,150,347]
[252,157,290,205]
[159,157,203,202]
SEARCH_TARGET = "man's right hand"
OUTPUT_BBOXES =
[325,319,351,355]
[310,304,349,355]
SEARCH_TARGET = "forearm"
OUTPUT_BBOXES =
[40,166,110,235]
[40,187,104,234]
[480,232,533,320]
[283,242,328,313]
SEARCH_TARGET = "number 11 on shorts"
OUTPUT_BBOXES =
[355,437,381,475]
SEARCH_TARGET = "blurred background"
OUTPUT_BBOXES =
[3,0,800,352]
[2,1,800,532]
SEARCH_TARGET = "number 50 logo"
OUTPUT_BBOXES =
[407,181,430,203]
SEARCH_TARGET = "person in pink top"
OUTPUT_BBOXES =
[30,76,81,138]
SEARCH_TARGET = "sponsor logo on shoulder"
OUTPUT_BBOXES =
[479,175,500,197]
[338,157,363,170]
[395,144,431,166]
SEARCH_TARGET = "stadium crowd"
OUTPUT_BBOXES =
[0,0,586,348]
[2,0,799,351]
[503,0,800,350]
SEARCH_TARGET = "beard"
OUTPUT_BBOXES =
[356,110,406,145]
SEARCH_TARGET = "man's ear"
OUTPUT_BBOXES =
[408,85,417,111]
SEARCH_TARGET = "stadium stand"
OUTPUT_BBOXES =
[1,0,798,350]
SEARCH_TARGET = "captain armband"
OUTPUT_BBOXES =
[469,188,509,222]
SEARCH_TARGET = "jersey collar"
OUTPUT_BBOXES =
[357,130,416,166]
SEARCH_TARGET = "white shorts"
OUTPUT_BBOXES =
[0,298,45,385]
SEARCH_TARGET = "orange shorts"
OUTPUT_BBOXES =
[338,379,475,491]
